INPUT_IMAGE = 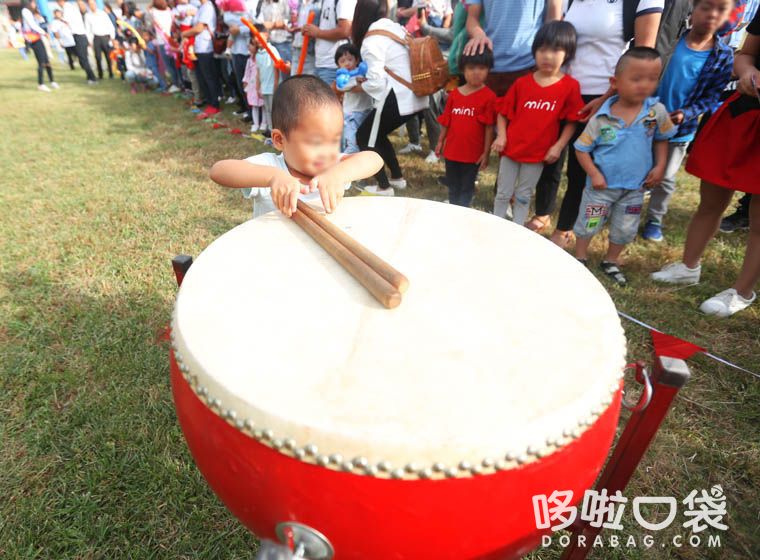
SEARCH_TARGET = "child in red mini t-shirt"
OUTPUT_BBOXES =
[492,21,584,225]
[435,48,497,207]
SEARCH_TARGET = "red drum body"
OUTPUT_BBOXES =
[169,198,627,559]
[172,354,621,559]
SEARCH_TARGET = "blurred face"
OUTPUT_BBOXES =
[612,58,662,104]
[130,41,139,52]
[248,41,257,56]
[29,0,37,10]
[88,0,97,11]
[337,52,358,70]
[534,46,565,74]
[272,104,344,178]
[691,0,733,35]
[463,63,488,88]
[54,9,63,18]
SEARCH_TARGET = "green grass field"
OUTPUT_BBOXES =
[1,50,758,559]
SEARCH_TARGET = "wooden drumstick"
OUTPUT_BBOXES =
[291,209,402,309]
[296,200,409,293]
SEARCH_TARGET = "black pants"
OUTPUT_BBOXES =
[92,35,113,79]
[29,40,53,85]
[196,52,221,109]
[64,45,77,69]
[534,94,598,231]
[231,53,249,113]
[73,34,96,81]
[445,160,479,207]
[357,90,417,188]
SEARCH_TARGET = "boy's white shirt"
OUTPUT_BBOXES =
[337,76,373,114]
[243,152,352,218]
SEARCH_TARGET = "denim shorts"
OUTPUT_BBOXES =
[573,186,645,245]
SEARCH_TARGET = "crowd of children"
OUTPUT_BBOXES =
[10,0,759,317]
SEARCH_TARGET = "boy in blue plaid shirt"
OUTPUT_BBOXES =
[641,0,735,241]
[573,47,676,286]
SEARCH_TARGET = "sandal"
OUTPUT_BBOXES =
[600,261,627,286]
[526,215,552,233]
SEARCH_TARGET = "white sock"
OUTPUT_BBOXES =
[251,107,260,128]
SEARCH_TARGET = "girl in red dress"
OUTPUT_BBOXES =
[651,9,760,317]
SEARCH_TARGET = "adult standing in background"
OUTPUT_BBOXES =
[21,0,58,91]
[291,0,318,75]
[257,0,293,77]
[56,0,97,83]
[183,0,221,118]
[303,0,357,84]
[528,0,664,245]
[463,0,562,96]
[223,0,252,117]
[354,0,428,196]
[150,0,181,92]
[85,0,116,79]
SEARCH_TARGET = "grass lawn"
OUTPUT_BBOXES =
[1,50,758,559]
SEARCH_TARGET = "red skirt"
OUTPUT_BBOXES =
[685,92,760,195]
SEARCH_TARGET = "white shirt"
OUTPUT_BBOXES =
[315,0,356,69]
[125,50,149,73]
[50,18,76,47]
[85,9,115,40]
[257,0,292,44]
[21,7,45,36]
[426,0,452,19]
[61,1,86,35]
[193,0,216,54]
[338,78,373,114]
[565,0,664,95]
[151,7,174,44]
[361,18,428,117]
[243,152,351,218]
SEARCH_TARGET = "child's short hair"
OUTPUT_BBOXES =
[614,46,661,75]
[531,21,577,65]
[53,8,62,14]
[334,42,361,67]
[458,46,493,71]
[254,23,266,33]
[272,75,342,136]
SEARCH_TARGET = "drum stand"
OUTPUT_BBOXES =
[171,256,690,560]
[560,356,691,560]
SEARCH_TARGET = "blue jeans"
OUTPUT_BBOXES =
[343,109,371,154]
[315,66,336,85]
[145,51,166,90]
[574,186,645,245]
[159,44,181,87]
[126,70,159,87]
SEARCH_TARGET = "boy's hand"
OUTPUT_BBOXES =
[268,169,306,217]
[643,166,665,189]
[491,135,506,154]
[590,171,607,190]
[434,137,445,157]
[309,170,345,214]
[669,110,684,125]
[477,151,489,171]
[543,143,562,164]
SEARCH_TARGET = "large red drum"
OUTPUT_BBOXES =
[169,197,626,559]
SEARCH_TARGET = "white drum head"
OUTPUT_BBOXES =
[172,198,625,478]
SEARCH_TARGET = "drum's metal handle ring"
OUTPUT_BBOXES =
[622,361,652,412]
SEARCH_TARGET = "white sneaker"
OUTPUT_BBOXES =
[424,151,439,164]
[50,81,60,89]
[389,178,407,190]
[87,79,97,85]
[364,185,395,196]
[38,84,51,92]
[398,143,422,155]
[168,85,181,93]
[650,262,701,284]
[699,288,756,317]
[250,124,259,133]
[225,96,237,105]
